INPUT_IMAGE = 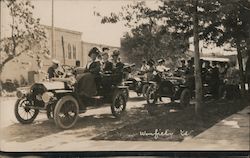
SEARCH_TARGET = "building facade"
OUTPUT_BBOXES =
[1,26,120,84]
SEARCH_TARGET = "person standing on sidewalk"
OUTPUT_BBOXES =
[224,61,241,100]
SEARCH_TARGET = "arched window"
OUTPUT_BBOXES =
[68,44,72,59]
[73,45,76,59]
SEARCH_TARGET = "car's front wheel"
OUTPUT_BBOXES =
[111,90,126,118]
[54,95,79,129]
[14,98,39,124]
[146,84,157,105]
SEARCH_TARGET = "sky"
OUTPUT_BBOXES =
[1,0,134,47]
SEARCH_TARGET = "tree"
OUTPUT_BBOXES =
[0,0,48,74]
[97,0,250,100]
[99,1,189,65]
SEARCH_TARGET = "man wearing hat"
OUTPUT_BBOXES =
[47,59,60,79]
[156,59,170,72]
[76,47,101,99]
[101,51,113,72]
[112,50,124,84]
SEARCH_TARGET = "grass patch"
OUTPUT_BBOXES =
[92,99,248,141]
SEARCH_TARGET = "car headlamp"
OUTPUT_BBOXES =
[42,92,54,103]
[16,89,27,98]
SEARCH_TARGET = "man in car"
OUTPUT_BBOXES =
[47,59,62,79]
[112,50,124,84]
[101,50,113,73]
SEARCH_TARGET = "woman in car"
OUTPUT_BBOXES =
[75,47,101,98]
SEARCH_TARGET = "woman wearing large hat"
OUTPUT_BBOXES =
[75,47,101,99]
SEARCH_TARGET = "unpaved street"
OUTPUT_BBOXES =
[1,92,173,151]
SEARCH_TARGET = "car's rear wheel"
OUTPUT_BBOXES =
[111,90,126,118]
[142,84,149,99]
[54,95,79,129]
[146,85,157,105]
[14,98,39,124]
[180,88,191,108]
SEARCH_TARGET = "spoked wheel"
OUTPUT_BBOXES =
[54,96,79,129]
[180,88,191,108]
[142,84,149,99]
[146,85,158,105]
[14,98,39,124]
[146,85,158,115]
[111,91,126,118]
[46,104,54,120]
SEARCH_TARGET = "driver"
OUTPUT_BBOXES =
[47,59,63,79]
[75,47,101,98]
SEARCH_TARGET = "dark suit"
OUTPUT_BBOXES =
[102,61,113,72]
[113,62,124,85]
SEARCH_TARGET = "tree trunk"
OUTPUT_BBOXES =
[193,0,203,114]
[236,39,246,96]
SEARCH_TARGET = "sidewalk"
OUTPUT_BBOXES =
[179,105,250,150]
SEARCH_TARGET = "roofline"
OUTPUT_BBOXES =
[42,25,82,35]
[81,41,120,48]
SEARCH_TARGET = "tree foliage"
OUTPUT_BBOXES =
[98,1,189,64]
[0,0,48,73]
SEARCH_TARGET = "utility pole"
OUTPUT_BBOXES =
[193,0,202,114]
[51,0,55,58]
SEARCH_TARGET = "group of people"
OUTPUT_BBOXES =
[47,47,125,98]
[139,57,242,100]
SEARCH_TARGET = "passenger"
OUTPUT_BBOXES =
[186,59,194,76]
[176,59,187,77]
[75,47,101,98]
[156,59,170,73]
[73,60,84,76]
[101,51,113,73]
[185,59,195,91]
[141,60,149,72]
[146,59,155,81]
[112,50,124,84]
[140,60,149,80]
[47,59,63,79]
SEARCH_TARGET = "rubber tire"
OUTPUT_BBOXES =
[142,84,149,99]
[180,88,191,108]
[146,85,157,105]
[54,95,79,129]
[111,90,126,118]
[14,98,39,124]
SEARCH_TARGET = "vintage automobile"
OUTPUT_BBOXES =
[124,70,150,98]
[14,65,129,129]
[146,71,191,115]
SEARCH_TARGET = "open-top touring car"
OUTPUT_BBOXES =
[146,71,192,115]
[15,65,129,129]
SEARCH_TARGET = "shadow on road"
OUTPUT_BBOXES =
[92,99,247,141]
[1,105,149,143]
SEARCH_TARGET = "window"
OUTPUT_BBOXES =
[68,44,72,59]
[73,45,76,59]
